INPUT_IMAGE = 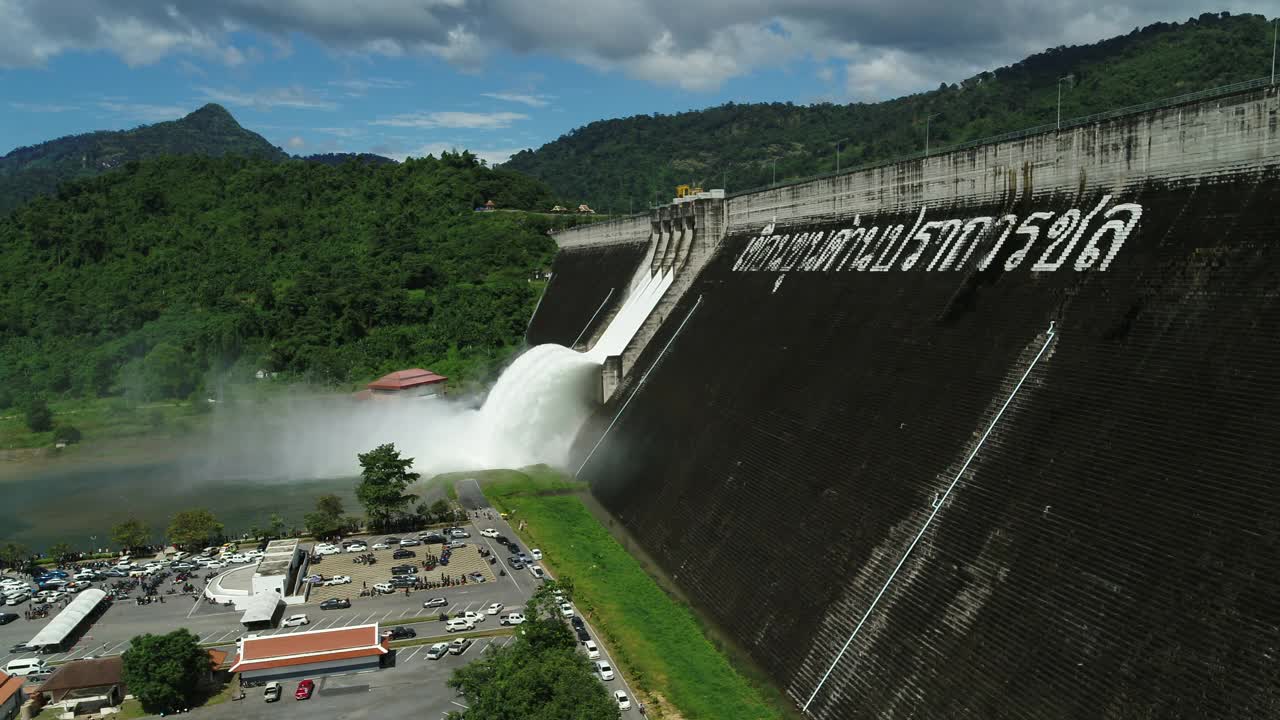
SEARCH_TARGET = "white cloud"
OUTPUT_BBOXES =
[371,111,528,130]
[199,85,337,110]
[97,101,191,122]
[9,101,79,113]
[329,77,411,96]
[287,135,305,149]
[315,127,361,138]
[481,92,552,108]
[0,1,1269,95]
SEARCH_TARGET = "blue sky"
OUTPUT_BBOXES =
[1,2,1272,164]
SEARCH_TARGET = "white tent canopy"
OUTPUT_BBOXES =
[28,588,107,648]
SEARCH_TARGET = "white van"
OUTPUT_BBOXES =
[445,618,475,633]
[4,658,49,677]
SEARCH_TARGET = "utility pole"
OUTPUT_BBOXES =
[1057,75,1074,129]
[772,158,777,186]
[924,113,940,156]
[834,138,848,174]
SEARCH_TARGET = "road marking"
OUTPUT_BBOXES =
[451,701,469,709]
[107,641,131,654]
[398,609,412,618]
[313,616,338,630]
[342,615,360,627]
[362,612,378,624]
[401,646,422,661]
[185,597,202,619]
[379,610,393,622]
[445,603,457,615]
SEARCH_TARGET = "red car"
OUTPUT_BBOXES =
[294,679,315,700]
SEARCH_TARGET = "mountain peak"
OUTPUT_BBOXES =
[179,103,241,131]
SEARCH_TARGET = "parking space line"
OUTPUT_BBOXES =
[379,610,393,622]
[401,646,423,661]
[445,603,458,615]
[342,615,360,627]
[108,640,131,654]
[398,608,412,618]
[313,616,337,630]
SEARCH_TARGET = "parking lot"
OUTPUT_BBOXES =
[305,537,497,605]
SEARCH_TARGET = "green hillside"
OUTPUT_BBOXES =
[0,150,566,407]
[503,12,1276,212]
[0,103,287,214]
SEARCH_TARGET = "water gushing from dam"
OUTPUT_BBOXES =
[587,270,673,360]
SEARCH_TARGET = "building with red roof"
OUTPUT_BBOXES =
[0,673,25,720]
[364,368,447,398]
[230,624,389,682]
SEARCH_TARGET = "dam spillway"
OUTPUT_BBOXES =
[532,82,1280,718]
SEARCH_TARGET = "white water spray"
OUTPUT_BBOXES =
[202,270,673,478]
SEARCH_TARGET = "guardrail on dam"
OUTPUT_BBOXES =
[544,83,1280,718]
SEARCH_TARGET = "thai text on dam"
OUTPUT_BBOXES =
[732,194,1143,274]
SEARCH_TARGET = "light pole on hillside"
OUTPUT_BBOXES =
[1272,18,1277,85]
[834,138,849,174]
[772,158,777,186]
[1057,74,1074,129]
[924,113,940,157]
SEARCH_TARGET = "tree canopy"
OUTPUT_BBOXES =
[304,493,348,539]
[111,518,151,551]
[167,509,224,550]
[503,13,1277,212]
[356,443,420,530]
[121,629,214,714]
[447,580,618,720]
[0,150,563,404]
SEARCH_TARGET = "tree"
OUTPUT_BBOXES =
[112,518,151,551]
[268,512,287,539]
[122,629,214,714]
[24,396,53,433]
[446,579,618,720]
[48,542,74,564]
[167,509,224,550]
[304,494,346,539]
[0,543,31,573]
[52,425,82,445]
[429,498,451,522]
[355,444,419,530]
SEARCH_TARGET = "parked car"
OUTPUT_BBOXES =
[282,614,310,627]
[463,610,486,624]
[585,640,600,660]
[487,602,504,615]
[570,616,586,631]
[372,542,391,550]
[102,569,127,578]
[419,533,447,544]
[399,538,421,547]
[495,535,509,545]
[596,661,614,681]
[530,565,546,580]
[500,612,525,626]
[425,642,450,660]
[294,679,315,700]
[382,626,416,640]
[448,637,473,655]
[446,618,475,632]
[468,572,486,584]
[558,601,574,618]
[263,682,282,702]
[0,612,17,625]
[345,543,368,553]
[319,598,351,610]
[423,597,448,609]
[392,549,416,559]
[507,557,524,569]
[531,548,543,560]
[448,540,467,549]
[391,564,417,575]
[323,575,352,586]
[614,690,631,710]
[383,537,400,545]
[450,529,470,538]
[480,528,499,538]
[314,544,341,555]
[373,582,394,594]
[4,658,49,678]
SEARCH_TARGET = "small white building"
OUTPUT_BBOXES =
[205,539,307,609]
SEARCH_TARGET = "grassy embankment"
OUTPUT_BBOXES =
[476,466,789,720]
[0,397,210,451]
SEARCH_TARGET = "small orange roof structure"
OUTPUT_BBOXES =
[230,624,388,675]
[366,369,447,392]
[0,673,24,708]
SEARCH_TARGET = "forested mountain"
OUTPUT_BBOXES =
[0,151,562,405]
[303,152,396,166]
[0,104,287,214]
[504,12,1275,212]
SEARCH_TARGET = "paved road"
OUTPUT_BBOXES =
[457,477,640,714]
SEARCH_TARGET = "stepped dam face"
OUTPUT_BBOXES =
[534,85,1280,718]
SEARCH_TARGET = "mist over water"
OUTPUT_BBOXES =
[198,344,601,481]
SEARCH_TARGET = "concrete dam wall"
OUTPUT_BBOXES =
[545,84,1280,718]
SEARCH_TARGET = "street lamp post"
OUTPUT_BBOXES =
[834,138,849,174]
[924,113,940,156]
[1272,18,1277,85]
[772,158,777,186]
[1057,74,1074,129]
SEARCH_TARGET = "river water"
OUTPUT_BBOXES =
[0,454,358,552]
